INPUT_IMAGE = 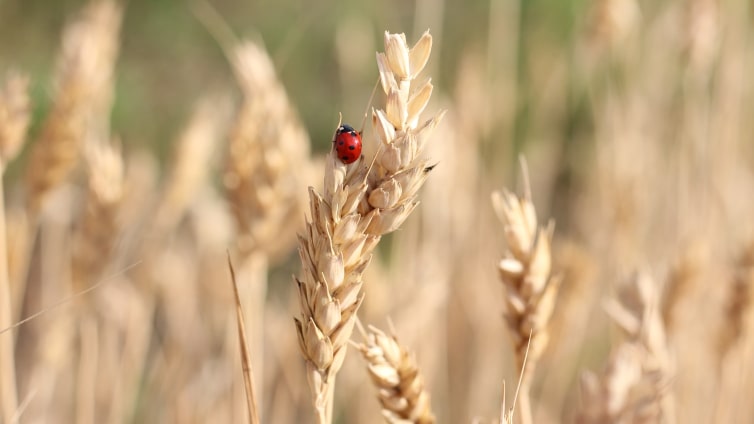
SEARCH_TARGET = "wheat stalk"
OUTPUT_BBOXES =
[0,69,31,424]
[220,40,313,419]
[295,30,441,423]
[354,322,435,424]
[491,163,560,424]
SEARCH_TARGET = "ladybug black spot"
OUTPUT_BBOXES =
[342,156,349,161]
[348,145,355,150]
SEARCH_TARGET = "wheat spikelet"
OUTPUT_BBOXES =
[491,165,560,424]
[579,273,675,423]
[355,323,435,424]
[224,40,311,260]
[25,0,121,214]
[295,30,441,423]
[0,71,31,166]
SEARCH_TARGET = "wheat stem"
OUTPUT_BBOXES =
[0,161,18,424]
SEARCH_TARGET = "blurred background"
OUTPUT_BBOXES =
[1,0,753,423]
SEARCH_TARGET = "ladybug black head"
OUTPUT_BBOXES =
[338,124,356,135]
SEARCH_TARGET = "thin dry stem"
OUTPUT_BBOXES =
[0,160,18,424]
[295,30,442,423]
[227,254,261,424]
[354,323,435,424]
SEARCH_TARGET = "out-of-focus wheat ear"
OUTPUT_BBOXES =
[576,343,644,423]
[579,273,675,423]
[354,322,435,424]
[153,94,232,238]
[25,0,122,215]
[70,138,123,423]
[0,71,31,166]
[223,40,312,261]
[295,30,441,424]
[72,138,124,293]
[491,163,561,424]
[221,40,312,419]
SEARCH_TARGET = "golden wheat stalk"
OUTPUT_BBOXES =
[221,40,313,419]
[0,70,31,424]
[354,322,435,424]
[579,273,675,423]
[295,30,441,423]
[491,164,560,424]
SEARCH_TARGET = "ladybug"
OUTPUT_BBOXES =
[333,124,362,164]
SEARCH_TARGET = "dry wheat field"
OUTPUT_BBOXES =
[1,0,753,423]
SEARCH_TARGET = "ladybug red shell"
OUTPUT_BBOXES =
[333,124,362,164]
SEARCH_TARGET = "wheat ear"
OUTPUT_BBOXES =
[492,163,560,424]
[25,0,121,214]
[295,30,441,424]
[0,70,31,424]
[221,40,313,418]
[579,273,674,423]
[354,322,435,424]
[72,139,124,291]
[224,40,311,260]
